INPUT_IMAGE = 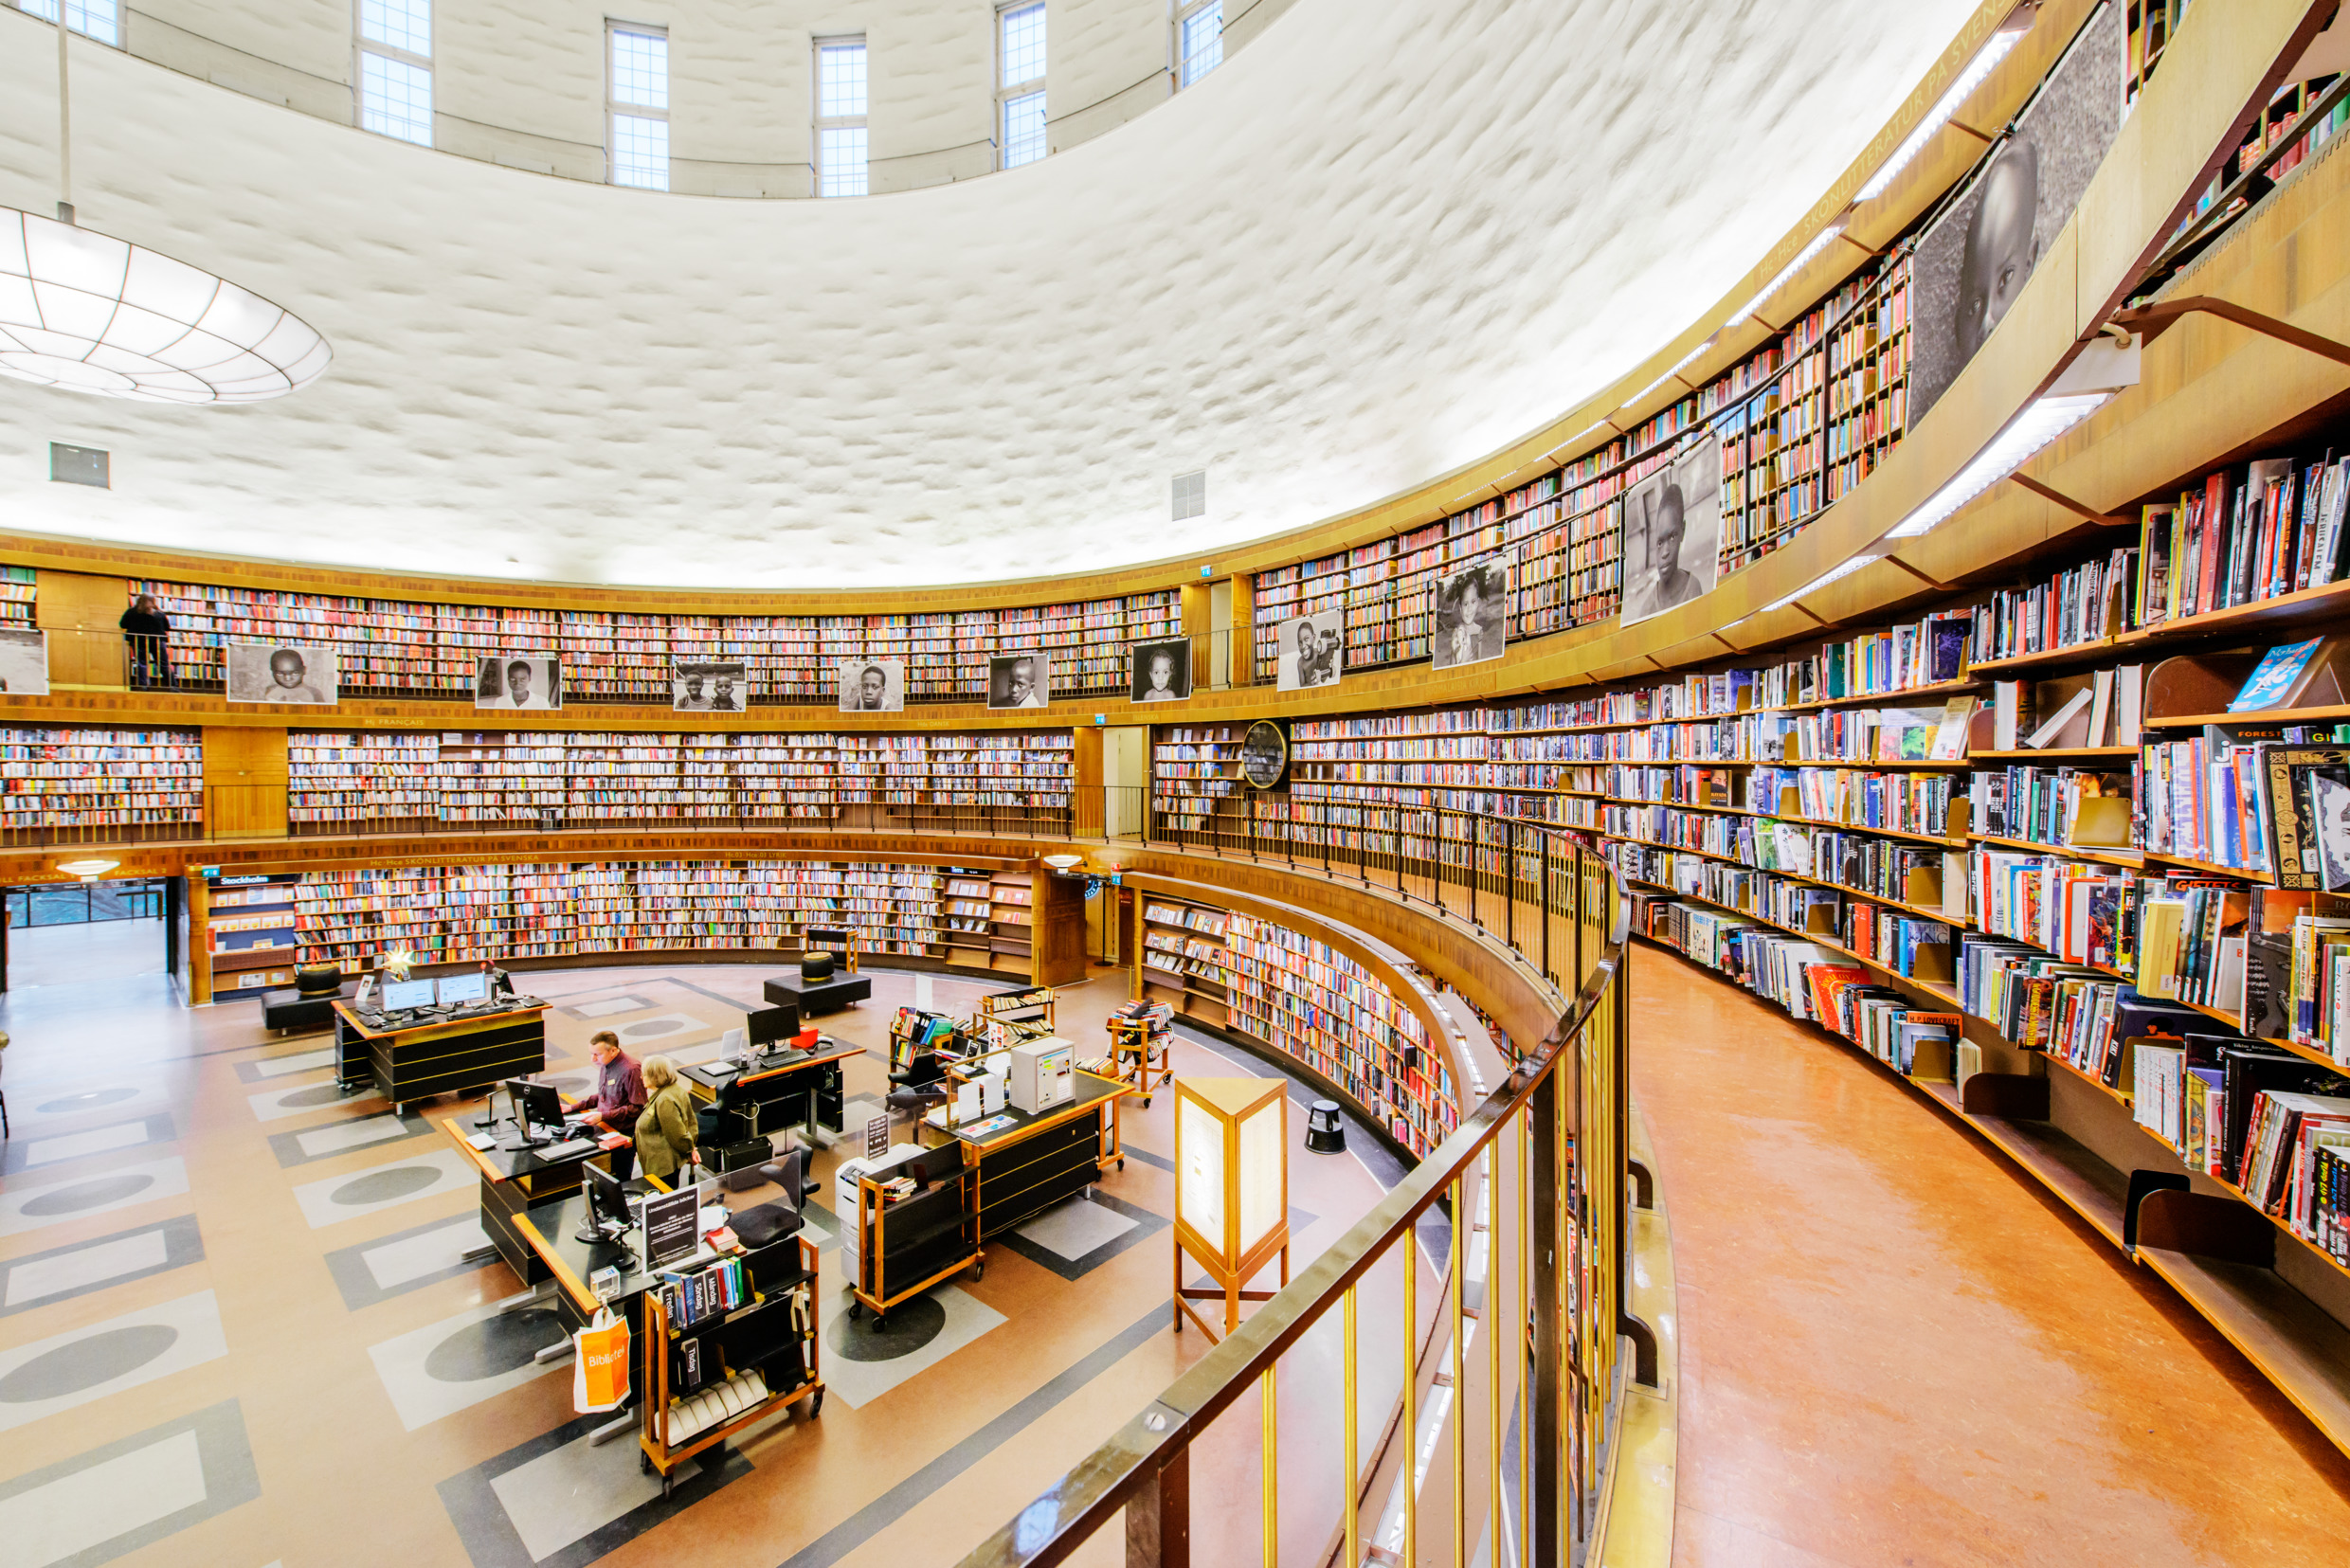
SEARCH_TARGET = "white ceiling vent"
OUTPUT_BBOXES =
[1171,470,1205,521]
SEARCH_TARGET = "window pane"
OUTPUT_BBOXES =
[820,127,869,197]
[359,0,430,58]
[361,52,434,147]
[611,113,670,189]
[819,42,867,119]
[25,0,121,45]
[1181,2,1222,86]
[611,29,669,112]
[1002,88,1046,169]
[1000,3,1045,90]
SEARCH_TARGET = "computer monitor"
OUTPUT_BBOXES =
[438,971,488,1006]
[748,1004,800,1047]
[513,1080,565,1139]
[575,1160,635,1244]
[380,978,435,1010]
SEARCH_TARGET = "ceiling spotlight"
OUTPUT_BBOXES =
[55,857,118,880]
[0,207,331,404]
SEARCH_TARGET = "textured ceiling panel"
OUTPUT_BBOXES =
[0,0,1977,588]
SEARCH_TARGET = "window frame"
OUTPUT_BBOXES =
[353,0,433,147]
[1174,0,1221,90]
[813,33,869,199]
[996,0,1047,171]
[25,0,126,48]
[606,19,672,191]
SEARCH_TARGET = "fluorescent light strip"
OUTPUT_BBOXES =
[1762,552,1882,613]
[1855,20,2028,203]
[1620,335,1719,409]
[1883,392,2109,538]
[1727,224,1845,326]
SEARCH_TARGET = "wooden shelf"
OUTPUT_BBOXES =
[2145,704,2350,729]
[1967,747,2142,760]
[1966,833,2143,867]
[2136,1248,2350,1455]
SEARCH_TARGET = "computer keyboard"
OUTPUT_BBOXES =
[539,1138,598,1161]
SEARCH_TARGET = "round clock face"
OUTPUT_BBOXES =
[1240,721,1290,790]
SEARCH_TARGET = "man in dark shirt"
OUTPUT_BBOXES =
[563,1030,648,1178]
[119,594,171,690]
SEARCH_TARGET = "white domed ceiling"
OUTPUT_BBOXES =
[0,0,1979,589]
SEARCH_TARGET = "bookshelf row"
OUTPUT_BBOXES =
[1133,890,1455,1158]
[0,726,203,841]
[287,730,1074,830]
[199,860,1038,989]
[124,581,1179,703]
[1248,256,1911,677]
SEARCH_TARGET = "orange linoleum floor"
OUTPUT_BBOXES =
[1632,941,2350,1568]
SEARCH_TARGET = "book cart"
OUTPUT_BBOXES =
[847,1159,983,1328]
[639,1234,823,1495]
[1106,1001,1174,1107]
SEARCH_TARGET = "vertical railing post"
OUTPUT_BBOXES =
[1528,1062,1562,1568]
[1126,1448,1191,1568]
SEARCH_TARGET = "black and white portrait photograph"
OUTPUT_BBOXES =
[1431,555,1509,672]
[673,659,747,712]
[987,650,1050,710]
[226,642,338,705]
[1277,609,1345,693]
[2315,773,2350,892]
[1907,3,2120,423]
[0,627,48,695]
[839,659,906,712]
[1619,432,1723,626]
[1130,638,1192,704]
[475,655,562,710]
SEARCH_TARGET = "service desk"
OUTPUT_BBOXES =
[443,1116,620,1291]
[334,1000,548,1107]
[683,1040,859,1144]
[764,968,872,1018]
[921,1071,1131,1240]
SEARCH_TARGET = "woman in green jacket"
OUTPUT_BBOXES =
[635,1055,699,1182]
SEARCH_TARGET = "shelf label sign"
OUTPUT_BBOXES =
[640,1187,700,1271]
[865,1115,890,1162]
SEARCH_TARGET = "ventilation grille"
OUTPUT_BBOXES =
[1171,470,1205,521]
[50,443,109,488]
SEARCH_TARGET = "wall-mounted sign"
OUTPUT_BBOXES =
[1240,720,1290,790]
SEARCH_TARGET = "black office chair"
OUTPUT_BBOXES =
[886,1051,950,1137]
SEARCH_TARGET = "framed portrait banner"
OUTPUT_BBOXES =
[673,660,747,712]
[1618,432,1723,627]
[226,642,338,705]
[1430,555,1509,672]
[0,627,49,695]
[839,659,906,712]
[1130,638,1192,704]
[988,650,1050,710]
[476,655,562,710]
[1275,609,1343,693]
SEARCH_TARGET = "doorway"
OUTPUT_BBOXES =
[3,877,171,991]
[1100,725,1148,840]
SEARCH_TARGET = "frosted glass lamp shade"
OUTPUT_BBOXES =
[0,206,331,404]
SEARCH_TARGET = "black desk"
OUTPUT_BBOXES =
[921,1071,1132,1241]
[683,1041,859,1144]
[261,983,353,1035]
[444,1117,623,1290]
[336,1000,548,1106]
[764,968,872,1018]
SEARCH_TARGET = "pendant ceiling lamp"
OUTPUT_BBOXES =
[0,19,330,404]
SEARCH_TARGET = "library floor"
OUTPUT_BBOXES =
[1633,942,2350,1567]
[0,958,1413,1568]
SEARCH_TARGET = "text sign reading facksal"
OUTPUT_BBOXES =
[640,1186,701,1271]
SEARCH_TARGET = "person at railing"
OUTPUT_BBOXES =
[119,593,172,690]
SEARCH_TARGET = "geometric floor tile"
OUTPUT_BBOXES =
[560,996,655,1020]
[0,1215,204,1316]
[0,1289,230,1434]
[438,1410,747,1568]
[0,1398,260,1568]
[3,1114,176,1175]
[16,1083,168,1126]
[245,1078,364,1123]
[264,1110,431,1169]
[0,1157,190,1238]
[992,1189,1167,1283]
[813,1259,1003,1410]
[234,1046,336,1083]
[290,1147,474,1230]
[323,1212,493,1311]
[368,1297,570,1432]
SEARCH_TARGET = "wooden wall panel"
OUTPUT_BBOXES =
[202,726,288,840]
[1030,871,1090,987]
[35,569,129,689]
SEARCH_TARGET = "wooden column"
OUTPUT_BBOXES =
[1228,572,1255,687]
[1180,583,1212,693]
[1030,870,1088,986]
[35,569,129,689]
[1072,724,1103,838]
[203,727,289,840]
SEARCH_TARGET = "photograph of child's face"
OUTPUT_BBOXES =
[1148,653,1175,693]
[270,650,307,689]
[1956,139,2040,359]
